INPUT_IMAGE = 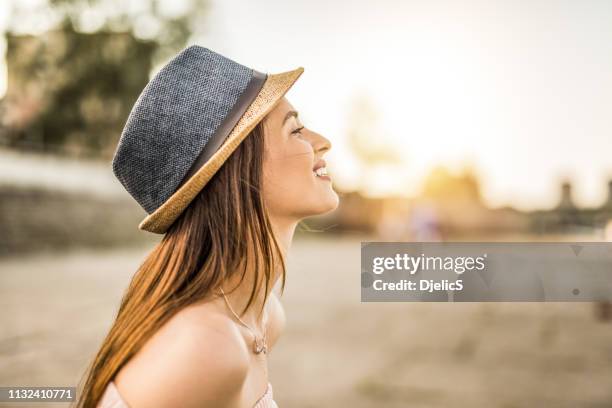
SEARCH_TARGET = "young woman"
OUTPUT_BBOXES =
[75,46,339,407]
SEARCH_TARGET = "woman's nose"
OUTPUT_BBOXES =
[307,129,332,154]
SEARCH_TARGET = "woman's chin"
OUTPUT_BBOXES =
[314,189,340,215]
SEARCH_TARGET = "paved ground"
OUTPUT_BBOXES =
[1,235,611,407]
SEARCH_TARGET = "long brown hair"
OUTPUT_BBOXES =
[75,120,286,407]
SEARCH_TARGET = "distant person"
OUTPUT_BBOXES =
[409,200,442,241]
[76,46,339,408]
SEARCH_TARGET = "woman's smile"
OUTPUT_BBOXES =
[313,159,331,181]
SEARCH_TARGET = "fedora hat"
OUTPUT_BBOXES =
[111,45,303,234]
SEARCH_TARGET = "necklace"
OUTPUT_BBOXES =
[219,288,268,354]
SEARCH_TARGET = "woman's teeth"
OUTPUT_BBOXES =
[314,167,328,177]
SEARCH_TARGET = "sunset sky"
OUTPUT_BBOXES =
[2,0,612,211]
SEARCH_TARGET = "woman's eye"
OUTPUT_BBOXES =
[292,126,305,135]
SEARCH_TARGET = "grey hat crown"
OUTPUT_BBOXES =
[111,45,256,214]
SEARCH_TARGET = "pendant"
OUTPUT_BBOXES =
[253,335,267,354]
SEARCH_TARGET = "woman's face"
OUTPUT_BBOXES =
[262,97,339,222]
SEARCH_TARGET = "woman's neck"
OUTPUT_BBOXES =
[218,216,297,330]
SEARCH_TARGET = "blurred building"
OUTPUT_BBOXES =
[0,21,155,158]
[307,166,529,238]
[530,179,612,233]
[415,166,529,237]
[308,167,612,239]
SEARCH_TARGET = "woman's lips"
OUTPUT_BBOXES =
[314,166,331,181]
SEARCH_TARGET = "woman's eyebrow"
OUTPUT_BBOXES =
[282,110,299,125]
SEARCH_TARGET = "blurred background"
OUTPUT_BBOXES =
[1,0,612,407]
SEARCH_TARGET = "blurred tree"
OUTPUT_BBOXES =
[3,21,156,157]
[1,0,209,158]
[44,0,209,65]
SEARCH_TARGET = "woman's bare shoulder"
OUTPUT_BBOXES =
[114,303,250,408]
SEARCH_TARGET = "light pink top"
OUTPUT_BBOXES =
[97,380,278,408]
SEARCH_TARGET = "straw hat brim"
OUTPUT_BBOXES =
[138,66,304,234]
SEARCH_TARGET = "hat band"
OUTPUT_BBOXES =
[177,69,268,188]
